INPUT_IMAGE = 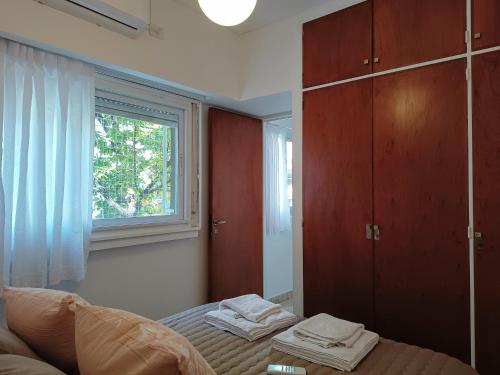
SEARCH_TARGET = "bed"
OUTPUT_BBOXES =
[159,303,477,375]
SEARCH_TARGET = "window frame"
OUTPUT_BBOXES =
[91,75,201,249]
[286,138,293,210]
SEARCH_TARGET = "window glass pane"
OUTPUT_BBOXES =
[93,111,178,220]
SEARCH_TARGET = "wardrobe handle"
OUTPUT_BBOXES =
[365,224,373,240]
[474,232,484,250]
[363,59,370,65]
[474,32,482,39]
[373,225,381,241]
[373,57,380,64]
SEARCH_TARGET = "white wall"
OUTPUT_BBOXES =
[0,0,244,99]
[60,237,208,320]
[264,230,293,299]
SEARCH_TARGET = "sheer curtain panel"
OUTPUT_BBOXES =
[0,38,94,287]
[264,124,291,236]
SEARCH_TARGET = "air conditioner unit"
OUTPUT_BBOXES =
[36,0,148,38]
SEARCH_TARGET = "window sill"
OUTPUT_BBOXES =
[90,223,200,251]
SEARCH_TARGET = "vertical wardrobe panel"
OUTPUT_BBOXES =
[303,1,372,88]
[303,79,373,327]
[472,0,500,50]
[373,60,469,362]
[373,0,466,72]
[473,50,500,375]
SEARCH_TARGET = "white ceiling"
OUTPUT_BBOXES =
[173,0,333,34]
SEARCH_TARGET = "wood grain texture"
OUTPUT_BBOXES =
[473,0,500,50]
[303,79,374,327]
[303,1,372,88]
[373,0,466,72]
[373,60,470,363]
[473,51,500,375]
[208,108,263,302]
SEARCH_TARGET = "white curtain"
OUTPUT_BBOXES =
[264,124,291,236]
[0,39,95,287]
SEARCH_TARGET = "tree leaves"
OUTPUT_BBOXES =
[93,112,176,219]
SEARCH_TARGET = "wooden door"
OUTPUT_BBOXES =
[473,50,500,375]
[473,0,500,50]
[373,60,469,363]
[303,1,372,88]
[303,79,374,327]
[208,108,263,302]
[373,0,466,72]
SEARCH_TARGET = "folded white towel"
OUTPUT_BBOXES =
[219,294,282,323]
[205,308,297,341]
[293,313,364,348]
[273,326,379,372]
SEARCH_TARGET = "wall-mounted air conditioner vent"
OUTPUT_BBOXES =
[36,0,147,38]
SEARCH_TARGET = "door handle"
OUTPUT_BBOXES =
[212,219,227,226]
[211,219,227,236]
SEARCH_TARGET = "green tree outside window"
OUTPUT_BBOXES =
[93,112,177,220]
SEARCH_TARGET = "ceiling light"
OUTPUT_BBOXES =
[198,0,257,27]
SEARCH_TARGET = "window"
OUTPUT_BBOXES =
[92,75,200,237]
[93,100,180,222]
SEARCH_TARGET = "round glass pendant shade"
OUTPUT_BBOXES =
[198,0,257,27]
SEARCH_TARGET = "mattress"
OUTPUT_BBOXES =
[159,303,477,375]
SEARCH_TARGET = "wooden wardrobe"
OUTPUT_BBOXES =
[303,79,374,327]
[303,0,500,372]
[472,50,500,375]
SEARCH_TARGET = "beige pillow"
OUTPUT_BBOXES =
[3,287,87,372]
[75,304,216,375]
[0,354,66,375]
[0,326,40,360]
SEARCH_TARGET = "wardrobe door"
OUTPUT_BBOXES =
[373,60,469,362]
[303,1,372,88]
[303,79,373,327]
[473,0,500,50]
[473,50,500,375]
[373,0,466,72]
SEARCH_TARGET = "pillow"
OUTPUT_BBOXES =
[3,287,87,371]
[0,354,66,375]
[0,326,41,360]
[75,304,216,375]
